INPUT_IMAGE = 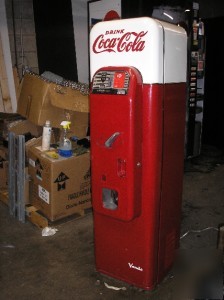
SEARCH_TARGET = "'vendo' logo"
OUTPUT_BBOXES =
[128,262,143,272]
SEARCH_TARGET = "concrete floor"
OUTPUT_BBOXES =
[0,145,223,300]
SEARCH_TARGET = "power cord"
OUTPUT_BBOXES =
[180,227,219,239]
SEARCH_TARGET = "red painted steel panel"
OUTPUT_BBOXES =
[156,83,186,282]
[90,68,186,290]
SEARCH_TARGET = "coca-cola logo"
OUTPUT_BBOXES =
[92,30,148,54]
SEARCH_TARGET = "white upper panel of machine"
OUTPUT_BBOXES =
[90,17,187,84]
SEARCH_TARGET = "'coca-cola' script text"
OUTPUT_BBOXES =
[92,31,148,54]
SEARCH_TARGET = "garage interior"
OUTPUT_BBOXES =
[0,0,224,299]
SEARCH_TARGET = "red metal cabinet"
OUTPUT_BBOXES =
[89,17,187,290]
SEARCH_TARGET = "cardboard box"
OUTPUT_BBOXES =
[68,111,89,138]
[0,163,29,204]
[28,146,91,221]
[0,146,30,204]
[0,147,8,189]
[17,73,89,134]
[8,119,42,139]
[0,112,25,140]
[0,146,8,161]
[48,84,89,113]
[0,119,41,202]
[0,161,8,189]
[17,73,66,127]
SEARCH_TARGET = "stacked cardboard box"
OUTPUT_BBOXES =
[0,113,25,142]
[16,72,91,221]
[17,72,89,137]
[28,147,91,221]
[0,146,8,189]
[0,119,42,204]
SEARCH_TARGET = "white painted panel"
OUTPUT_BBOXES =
[0,1,17,112]
[90,17,164,84]
[90,17,187,84]
[159,20,187,83]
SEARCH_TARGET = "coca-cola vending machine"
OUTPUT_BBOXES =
[90,17,187,290]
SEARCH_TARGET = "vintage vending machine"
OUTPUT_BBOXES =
[89,17,187,290]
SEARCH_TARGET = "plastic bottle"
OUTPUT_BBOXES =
[58,121,72,157]
[41,120,51,151]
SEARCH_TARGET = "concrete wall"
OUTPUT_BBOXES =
[72,0,89,84]
[2,0,224,84]
[5,0,89,82]
[5,0,38,79]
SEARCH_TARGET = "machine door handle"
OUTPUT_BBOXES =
[105,132,120,148]
[117,159,126,177]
